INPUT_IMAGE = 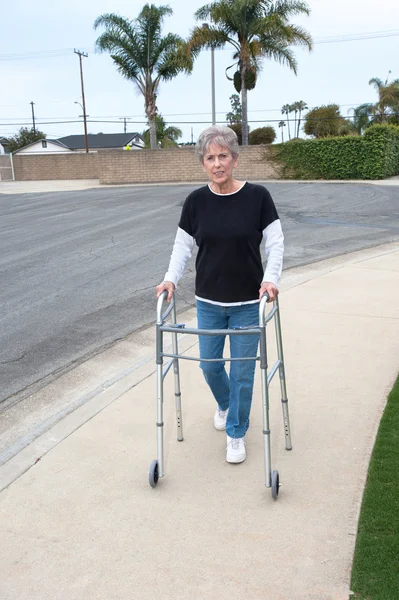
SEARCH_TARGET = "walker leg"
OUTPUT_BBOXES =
[172,303,184,442]
[274,297,292,451]
[259,324,272,489]
[156,363,165,478]
[149,323,165,487]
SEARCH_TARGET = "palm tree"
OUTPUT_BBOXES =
[291,101,300,138]
[94,4,193,150]
[296,100,308,137]
[368,76,399,122]
[281,104,292,140]
[278,120,286,143]
[189,0,313,145]
[142,114,183,147]
[349,103,374,134]
[350,76,399,133]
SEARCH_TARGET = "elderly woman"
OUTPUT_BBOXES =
[156,125,284,464]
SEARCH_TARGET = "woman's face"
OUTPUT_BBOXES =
[202,143,238,187]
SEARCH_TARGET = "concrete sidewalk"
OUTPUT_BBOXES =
[0,179,101,194]
[0,243,398,600]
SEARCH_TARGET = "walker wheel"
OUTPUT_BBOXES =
[271,470,280,500]
[149,460,159,488]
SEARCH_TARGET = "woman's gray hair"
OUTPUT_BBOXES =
[196,125,239,163]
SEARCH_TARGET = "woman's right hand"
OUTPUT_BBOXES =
[156,281,175,303]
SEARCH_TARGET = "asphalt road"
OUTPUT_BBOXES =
[1,182,399,406]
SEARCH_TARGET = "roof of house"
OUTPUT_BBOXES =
[57,133,143,150]
[12,139,70,154]
[0,137,9,144]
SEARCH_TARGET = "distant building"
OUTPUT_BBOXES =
[14,139,73,155]
[13,132,145,155]
[57,132,144,151]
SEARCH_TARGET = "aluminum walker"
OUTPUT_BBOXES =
[149,291,292,500]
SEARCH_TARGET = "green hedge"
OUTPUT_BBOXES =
[270,124,399,180]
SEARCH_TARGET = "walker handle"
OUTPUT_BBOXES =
[259,291,275,326]
[157,290,175,323]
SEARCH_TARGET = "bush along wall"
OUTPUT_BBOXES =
[270,124,399,180]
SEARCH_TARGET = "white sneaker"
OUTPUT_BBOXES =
[226,436,246,463]
[214,407,228,431]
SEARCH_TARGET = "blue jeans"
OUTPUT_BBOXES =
[196,300,260,438]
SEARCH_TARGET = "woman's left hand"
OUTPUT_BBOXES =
[259,281,279,302]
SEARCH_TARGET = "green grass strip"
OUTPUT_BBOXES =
[350,373,399,600]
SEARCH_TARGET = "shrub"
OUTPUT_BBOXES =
[363,124,399,178]
[269,124,399,180]
[249,126,276,145]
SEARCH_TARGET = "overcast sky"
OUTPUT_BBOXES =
[1,0,398,143]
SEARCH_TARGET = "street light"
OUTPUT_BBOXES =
[203,23,216,126]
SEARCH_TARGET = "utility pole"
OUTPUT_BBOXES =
[74,49,89,153]
[211,46,216,125]
[202,24,216,126]
[30,102,36,134]
[119,117,131,133]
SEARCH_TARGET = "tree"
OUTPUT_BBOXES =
[94,4,193,150]
[189,0,312,146]
[291,101,299,138]
[369,76,399,122]
[7,127,46,153]
[349,103,374,135]
[142,114,182,148]
[226,93,242,125]
[304,104,349,138]
[350,76,399,133]
[281,104,292,140]
[295,100,308,137]
[248,126,276,145]
[227,123,243,145]
[278,120,286,143]
[281,100,307,139]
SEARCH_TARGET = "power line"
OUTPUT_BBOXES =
[0,115,387,128]
[0,28,398,62]
[0,47,88,61]
[0,102,378,121]
[314,30,399,44]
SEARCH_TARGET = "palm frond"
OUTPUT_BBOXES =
[368,77,383,92]
[195,3,221,21]
[164,126,183,140]
[195,1,249,34]
[110,54,144,93]
[257,37,297,73]
[188,25,231,54]
[139,4,173,19]
[94,13,136,38]
[269,0,311,19]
